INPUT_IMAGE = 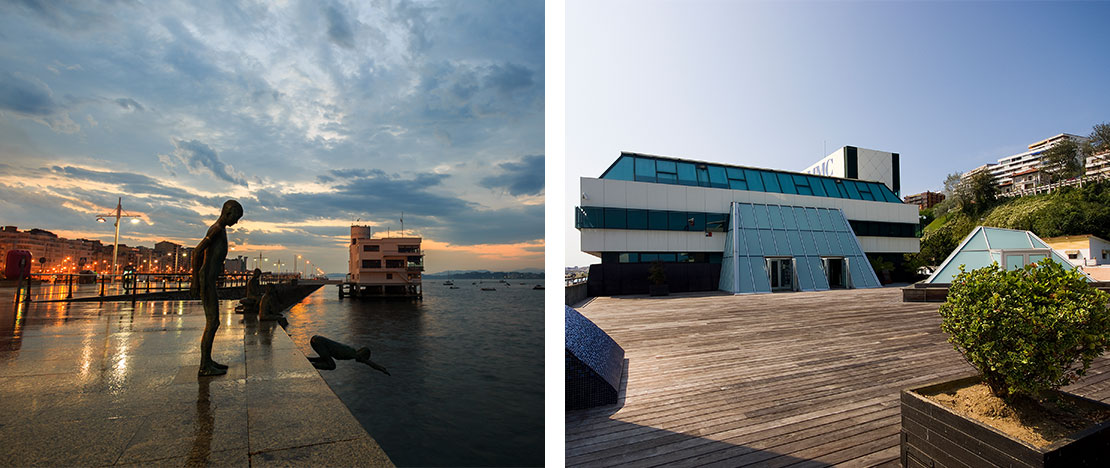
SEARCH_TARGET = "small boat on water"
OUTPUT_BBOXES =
[532,284,544,290]
[449,286,459,289]
[481,287,496,291]
[443,280,454,286]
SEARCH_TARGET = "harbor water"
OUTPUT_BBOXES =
[280,281,544,467]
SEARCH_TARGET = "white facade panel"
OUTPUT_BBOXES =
[858,236,919,254]
[626,183,649,210]
[580,177,604,206]
[581,229,604,253]
[665,185,687,211]
[647,231,667,251]
[803,149,845,178]
[604,179,627,208]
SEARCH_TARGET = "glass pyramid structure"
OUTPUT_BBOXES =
[925,226,1087,284]
[718,201,882,294]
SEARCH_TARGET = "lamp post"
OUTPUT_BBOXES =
[95,197,143,278]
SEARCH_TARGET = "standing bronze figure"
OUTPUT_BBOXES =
[191,200,243,376]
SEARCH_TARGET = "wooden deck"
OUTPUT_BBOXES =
[565,287,1110,467]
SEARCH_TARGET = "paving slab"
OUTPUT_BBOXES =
[0,297,393,467]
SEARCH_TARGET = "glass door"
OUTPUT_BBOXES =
[767,258,794,291]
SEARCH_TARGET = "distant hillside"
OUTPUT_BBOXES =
[424,270,543,279]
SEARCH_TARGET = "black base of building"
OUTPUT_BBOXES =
[586,262,721,296]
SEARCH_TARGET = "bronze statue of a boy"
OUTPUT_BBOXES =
[191,200,243,376]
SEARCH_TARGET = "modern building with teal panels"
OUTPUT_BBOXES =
[576,151,919,295]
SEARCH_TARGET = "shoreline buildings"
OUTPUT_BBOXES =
[0,226,194,275]
[575,149,919,296]
[960,133,1107,194]
[347,226,424,298]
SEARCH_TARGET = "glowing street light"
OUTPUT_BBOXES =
[95,197,145,277]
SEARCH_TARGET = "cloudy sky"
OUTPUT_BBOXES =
[565,1,1110,267]
[0,0,543,274]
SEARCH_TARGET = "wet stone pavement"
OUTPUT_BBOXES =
[0,294,392,467]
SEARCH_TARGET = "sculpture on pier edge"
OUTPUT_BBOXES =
[258,284,289,326]
[237,268,263,314]
[308,335,390,375]
[191,200,243,377]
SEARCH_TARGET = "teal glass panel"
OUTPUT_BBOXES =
[743,229,763,255]
[603,156,634,180]
[707,213,728,232]
[777,173,797,194]
[696,166,710,187]
[677,162,698,186]
[648,210,667,230]
[933,251,993,283]
[793,207,810,230]
[641,253,659,262]
[799,230,817,255]
[1029,253,1047,264]
[659,253,677,262]
[728,179,748,190]
[656,172,678,184]
[816,209,835,231]
[677,253,691,262]
[786,231,805,256]
[836,181,850,198]
[822,179,842,198]
[627,209,648,230]
[811,231,830,253]
[796,257,814,290]
[758,229,780,256]
[628,253,639,263]
[830,211,849,232]
[688,212,706,231]
[849,257,875,288]
[823,230,841,254]
[878,184,901,203]
[732,231,747,256]
[736,255,755,293]
[579,206,603,228]
[753,204,772,229]
[1005,255,1024,270]
[808,177,828,197]
[709,253,723,263]
[843,180,861,199]
[989,251,1002,264]
[744,169,765,191]
[726,167,746,180]
[1050,251,1080,271]
[767,205,786,229]
[762,171,781,193]
[963,229,988,251]
[707,165,728,189]
[603,207,626,229]
[855,181,874,201]
[838,232,856,255]
[634,157,656,182]
[1029,235,1049,248]
[739,203,758,229]
[656,160,676,173]
[781,206,798,230]
[985,229,1033,249]
[669,211,688,230]
[750,257,772,293]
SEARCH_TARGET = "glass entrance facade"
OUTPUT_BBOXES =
[719,201,881,294]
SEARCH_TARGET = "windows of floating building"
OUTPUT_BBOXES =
[924,226,1088,284]
[348,225,423,294]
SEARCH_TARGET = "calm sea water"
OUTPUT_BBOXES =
[280,281,544,467]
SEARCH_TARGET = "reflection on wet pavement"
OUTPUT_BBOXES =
[0,294,392,466]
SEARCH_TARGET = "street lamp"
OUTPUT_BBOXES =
[95,197,144,277]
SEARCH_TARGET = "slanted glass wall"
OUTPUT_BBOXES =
[719,202,881,294]
[927,227,1082,284]
[601,154,902,203]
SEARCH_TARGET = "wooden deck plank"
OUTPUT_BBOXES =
[565,287,1110,467]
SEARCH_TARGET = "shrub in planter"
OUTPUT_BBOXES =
[647,261,668,296]
[938,259,1110,401]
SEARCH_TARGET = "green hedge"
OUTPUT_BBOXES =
[939,259,1110,400]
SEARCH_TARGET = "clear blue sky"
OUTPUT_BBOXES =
[565,0,1110,267]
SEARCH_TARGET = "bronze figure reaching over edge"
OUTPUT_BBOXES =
[191,200,243,376]
[308,335,390,375]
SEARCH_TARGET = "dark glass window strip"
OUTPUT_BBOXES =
[577,206,917,238]
[603,252,724,264]
[600,155,903,204]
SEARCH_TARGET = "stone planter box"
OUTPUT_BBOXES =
[901,375,1110,468]
[648,284,669,296]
